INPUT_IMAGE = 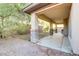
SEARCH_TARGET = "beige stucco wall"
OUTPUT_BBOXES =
[69,3,79,54]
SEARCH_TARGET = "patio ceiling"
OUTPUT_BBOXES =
[37,3,72,24]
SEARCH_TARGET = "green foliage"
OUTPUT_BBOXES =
[16,24,30,35]
[0,3,31,39]
[0,4,13,17]
[43,27,49,32]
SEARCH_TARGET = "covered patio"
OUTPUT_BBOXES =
[23,3,72,53]
[37,3,72,53]
[23,3,79,55]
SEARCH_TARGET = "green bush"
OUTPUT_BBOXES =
[43,27,49,32]
[16,24,30,35]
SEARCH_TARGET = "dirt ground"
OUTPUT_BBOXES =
[0,34,73,56]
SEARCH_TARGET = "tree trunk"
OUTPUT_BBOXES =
[0,17,5,39]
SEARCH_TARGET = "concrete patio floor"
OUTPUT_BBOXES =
[37,32,72,53]
[0,36,72,56]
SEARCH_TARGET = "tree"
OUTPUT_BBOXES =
[0,3,31,38]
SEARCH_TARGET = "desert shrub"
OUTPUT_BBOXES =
[0,28,12,38]
[16,24,30,35]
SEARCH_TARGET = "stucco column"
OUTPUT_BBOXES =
[69,3,79,54]
[50,22,53,35]
[63,19,68,37]
[31,13,39,43]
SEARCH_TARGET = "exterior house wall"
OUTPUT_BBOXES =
[69,3,79,54]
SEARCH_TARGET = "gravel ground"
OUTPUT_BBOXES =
[0,36,72,56]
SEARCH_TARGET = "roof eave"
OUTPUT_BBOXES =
[23,3,51,14]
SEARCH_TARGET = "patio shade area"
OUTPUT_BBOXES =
[23,3,72,54]
[37,32,72,53]
[29,3,72,53]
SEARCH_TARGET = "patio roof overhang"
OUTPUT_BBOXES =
[23,3,52,14]
[23,3,72,24]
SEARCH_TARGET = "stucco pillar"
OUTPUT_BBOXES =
[50,22,53,35]
[31,13,39,43]
[63,19,68,37]
[69,3,79,54]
